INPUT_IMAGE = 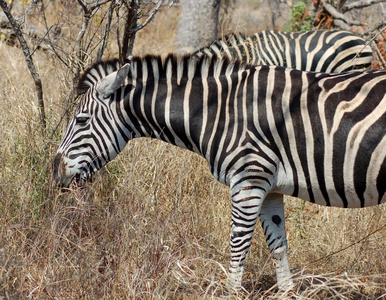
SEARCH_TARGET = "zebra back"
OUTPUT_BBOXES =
[195,30,373,72]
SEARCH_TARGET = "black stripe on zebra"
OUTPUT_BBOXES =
[194,30,373,72]
[53,54,386,291]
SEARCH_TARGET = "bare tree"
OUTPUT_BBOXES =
[174,0,220,53]
[1,0,172,139]
[43,0,169,137]
[0,0,46,135]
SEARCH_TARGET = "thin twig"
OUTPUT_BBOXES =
[30,23,60,56]
[84,6,110,58]
[306,223,386,266]
[37,1,68,67]
[340,28,385,71]
[49,91,76,141]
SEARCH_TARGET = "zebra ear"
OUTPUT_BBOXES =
[96,63,131,98]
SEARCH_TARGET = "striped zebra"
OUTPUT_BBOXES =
[53,54,386,291]
[194,30,373,72]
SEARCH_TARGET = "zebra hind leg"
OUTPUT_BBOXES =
[259,193,294,290]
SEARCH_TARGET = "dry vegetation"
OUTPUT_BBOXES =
[0,1,386,299]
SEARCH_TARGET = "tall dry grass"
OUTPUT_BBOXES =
[0,4,385,299]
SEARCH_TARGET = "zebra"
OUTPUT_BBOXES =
[53,54,386,291]
[193,30,373,72]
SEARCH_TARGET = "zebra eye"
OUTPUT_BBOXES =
[75,115,89,126]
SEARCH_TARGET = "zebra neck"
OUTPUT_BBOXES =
[124,76,211,156]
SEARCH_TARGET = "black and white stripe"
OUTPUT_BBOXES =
[53,55,386,290]
[194,30,373,72]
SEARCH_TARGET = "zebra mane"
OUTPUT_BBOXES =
[76,59,122,95]
[76,54,252,96]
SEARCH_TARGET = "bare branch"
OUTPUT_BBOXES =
[116,7,122,58]
[120,0,137,61]
[332,19,353,31]
[49,91,76,140]
[120,0,133,61]
[37,2,68,67]
[76,0,91,61]
[320,0,364,26]
[131,0,166,33]
[77,0,88,11]
[127,0,138,56]
[30,23,60,55]
[337,0,348,10]
[341,0,386,12]
[97,1,116,61]
[89,0,112,11]
[168,0,177,8]
[75,0,113,73]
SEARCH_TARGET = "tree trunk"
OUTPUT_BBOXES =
[174,0,220,54]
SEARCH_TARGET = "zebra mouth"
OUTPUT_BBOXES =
[73,172,88,187]
[59,172,88,192]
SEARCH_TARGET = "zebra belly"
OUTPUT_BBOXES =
[295,185,385,208]
[275,161,385,208]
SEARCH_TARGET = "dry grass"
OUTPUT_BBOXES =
[0,4,386,300]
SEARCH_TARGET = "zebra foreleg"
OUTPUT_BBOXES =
[259,193,294,290]
[227,183,265,291]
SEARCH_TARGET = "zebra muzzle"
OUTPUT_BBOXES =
[52,153,63,186]
[53,152,75,189]
[53,152,90,190]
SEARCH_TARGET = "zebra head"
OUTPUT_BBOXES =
[53,61,132,188]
